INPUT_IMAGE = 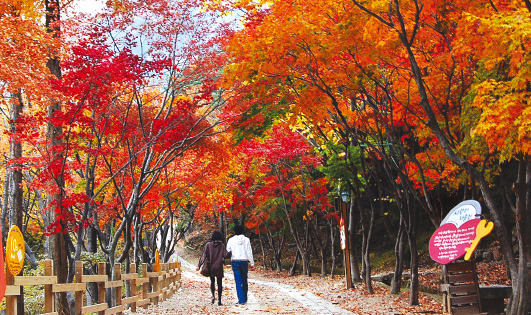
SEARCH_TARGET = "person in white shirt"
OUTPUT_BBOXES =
[226,224,254,305]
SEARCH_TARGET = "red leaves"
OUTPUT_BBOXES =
[226,125,332,230]
[240,125,313,163]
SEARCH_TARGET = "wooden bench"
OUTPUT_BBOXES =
[478,285,511,314]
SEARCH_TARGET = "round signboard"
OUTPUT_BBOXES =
[429,218,480,264]
[6,225,25,276]
[440,200,481,227]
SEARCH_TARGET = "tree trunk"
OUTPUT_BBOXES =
[407,200,419,306]
[391,217,406,294]
[259,234,267,269]
[348,199,361,282]
[508,156,531,314]
[45,1,71,312]
[408,232,419,306]
[289,250,300,276]
[319,225,329,277]
[361,202,375,293]
[267,230,284,272]
[330,219,337,278]
[304,220,311,277]
[282,197,310,275]
[7,90,25,314]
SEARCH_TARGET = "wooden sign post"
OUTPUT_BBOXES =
[0,223,6,302]
[6,225,25,314]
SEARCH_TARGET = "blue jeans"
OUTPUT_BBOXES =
[231,260,248,304]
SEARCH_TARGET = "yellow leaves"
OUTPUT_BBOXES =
[1,0,44,19]
[454,7,531,162]
[471,79,531,161]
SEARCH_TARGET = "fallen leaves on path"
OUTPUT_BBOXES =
[136,246,510,314]
[256,269,443,314]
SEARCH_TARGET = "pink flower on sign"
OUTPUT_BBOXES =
[429,218,481,265]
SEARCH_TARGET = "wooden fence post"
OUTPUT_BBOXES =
[75,261,83,315]
[130,263,137,312]
[153,268,159,306]
[174,262,178,292]
[6,268,16,314]
[98,262,106,315]
[44,259,54,313]
[168,262,174,295]
[161,263,167,301]
[114,263,122,315]
[177,261,181,287]
[142,263,149,309]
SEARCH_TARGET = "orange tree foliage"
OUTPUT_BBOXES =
[218,0,531,310]
[217,0,472,226]
[216,0,526,218]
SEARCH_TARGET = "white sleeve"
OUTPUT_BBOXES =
[226,238,233,254]
[246,238,254,266]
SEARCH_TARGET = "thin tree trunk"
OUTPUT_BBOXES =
[509,156,531,314]
[319,224,329,277]
[348,198,361,282]
[259,234,267,268]
[304,220,311,276]
[7,90,25,314]
[407,200,419,306]
[267,231,284,272]
[362,202,375,293]
[330,219,337,278]
[289,250,300,276]
[391,217,406,294]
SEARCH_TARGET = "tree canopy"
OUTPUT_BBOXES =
[1,0,531,313]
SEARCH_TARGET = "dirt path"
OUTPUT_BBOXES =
[125,246,444,314]
[126,250,353,315]
[127,254,354,315]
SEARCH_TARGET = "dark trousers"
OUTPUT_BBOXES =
[210,276,223,301]
[231,260,248,304]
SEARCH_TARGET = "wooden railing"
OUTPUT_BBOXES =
[3,259,181,314]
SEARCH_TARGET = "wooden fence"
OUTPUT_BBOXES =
[3,259,181,314]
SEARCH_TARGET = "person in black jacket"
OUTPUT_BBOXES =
[197,231,231,305]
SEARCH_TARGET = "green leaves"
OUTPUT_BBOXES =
[318,141,365,190]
